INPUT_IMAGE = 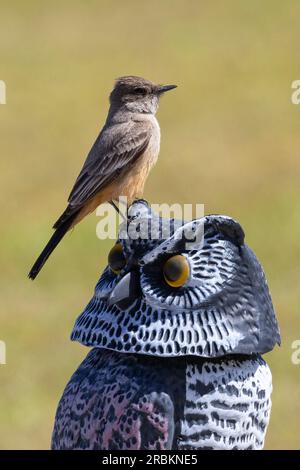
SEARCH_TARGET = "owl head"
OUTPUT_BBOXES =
[71,200,280,358]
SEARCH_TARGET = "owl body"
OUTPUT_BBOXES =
[52,349,271,450]
[52,201,280,450]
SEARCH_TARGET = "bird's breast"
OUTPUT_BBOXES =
[115,116,160,201]
[147,115,161,167]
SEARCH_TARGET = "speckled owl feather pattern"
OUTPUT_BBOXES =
[52,200,280,450]
[52,349,272,450]
[71,203,280,358]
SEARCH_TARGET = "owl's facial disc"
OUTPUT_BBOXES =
[107,252,191,309]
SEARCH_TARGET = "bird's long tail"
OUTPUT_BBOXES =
[28,213,77,280]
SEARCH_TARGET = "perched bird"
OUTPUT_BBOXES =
[28,76,176,279]
[52,201,280,450]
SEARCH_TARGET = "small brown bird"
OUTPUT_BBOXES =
[28,76,176,279]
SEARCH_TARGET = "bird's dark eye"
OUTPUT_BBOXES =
[134,87,147,95]
[108,243,126,274]
[163,255,190,288]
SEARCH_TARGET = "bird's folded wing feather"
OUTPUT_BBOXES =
[68,119,151,208]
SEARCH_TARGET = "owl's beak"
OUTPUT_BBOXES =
[107,271,141,308]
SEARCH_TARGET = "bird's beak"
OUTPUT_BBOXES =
[157,84,177,94]
[107,271,141,308]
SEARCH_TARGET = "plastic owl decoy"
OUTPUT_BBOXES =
[52,201,280,450]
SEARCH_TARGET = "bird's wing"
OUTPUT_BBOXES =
[68,119,151,208]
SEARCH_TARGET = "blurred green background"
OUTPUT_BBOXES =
[0,0,299,449]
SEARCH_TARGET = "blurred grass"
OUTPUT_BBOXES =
[0,0,300,449]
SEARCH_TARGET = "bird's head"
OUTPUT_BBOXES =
[109,76,177,114]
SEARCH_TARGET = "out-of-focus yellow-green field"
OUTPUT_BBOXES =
[1,0,300,449]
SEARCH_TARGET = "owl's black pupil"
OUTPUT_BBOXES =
[163,259,183,282]
[108,247,126,272]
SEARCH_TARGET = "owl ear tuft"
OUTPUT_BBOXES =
[205,215,245,246]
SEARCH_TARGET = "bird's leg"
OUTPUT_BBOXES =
[109,200,120,214]
[109,200,126,221]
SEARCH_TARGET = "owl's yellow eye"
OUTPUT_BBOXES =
[108,243,126,274]
[163,255,190,288]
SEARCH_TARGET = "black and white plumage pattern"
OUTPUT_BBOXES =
[52,349,272,450]
[52,201,280,450]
